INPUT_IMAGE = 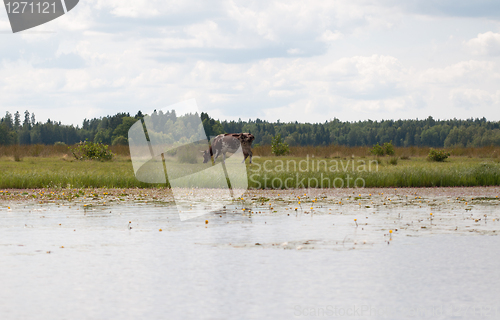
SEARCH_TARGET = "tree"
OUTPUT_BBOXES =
[19,128,31,145]
[261,133,272,145]
[370,143,384,156]
[112,136,128,145]
[3,112,13,129]
[0,123,13,145]
[14,111,20,130]
[271,134,290,156]
[112,117,136,141]
[383,141,395,155]
[2,109,500,148]
[134,111,144,119]
[23,110,31,129]
[427,149,450,162]
[201,112,225,138]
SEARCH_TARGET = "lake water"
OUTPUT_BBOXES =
[1,202,499,320]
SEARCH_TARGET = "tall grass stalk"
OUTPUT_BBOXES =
[1,147,500,189]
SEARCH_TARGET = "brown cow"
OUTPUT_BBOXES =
[202,133,255,164]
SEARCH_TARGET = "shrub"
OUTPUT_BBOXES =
[271,134,290,156]
[54,141,66,146]
[383,141,395,156]
[427,149,450,162]
[71,140,114,161]
[12,145,22,162]
[112,136,128,146]
[370,143,385,156]
[388,157,398,165]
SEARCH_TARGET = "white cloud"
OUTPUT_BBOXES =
[318,30,343,43]
[287,48,303,55]
[1,0,500,124]
[450,88,497,109]
[268,90,295,98]
[465,32,500,56]
[379,0,500,19]
[328,55,408,98]
[420,60,498,84]
[94,0,199,18]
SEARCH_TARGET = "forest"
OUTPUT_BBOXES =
[1,109,500,148]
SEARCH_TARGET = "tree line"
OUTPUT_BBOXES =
[1,110,500,148]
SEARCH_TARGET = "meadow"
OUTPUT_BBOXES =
[0,144,499,189]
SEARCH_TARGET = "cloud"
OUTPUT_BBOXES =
[465,32,500,56]
[450,88,497,109]
[34,53,86,69]
[318,30,343,43]
[327,55,408,99]
[381,0,500,19]
[2,0,500,124]
[94,0,222,19]
[420,60,498,84]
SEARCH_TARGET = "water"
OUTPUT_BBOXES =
[1,203,499,319]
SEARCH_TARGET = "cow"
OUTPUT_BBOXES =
[202,133,255,164]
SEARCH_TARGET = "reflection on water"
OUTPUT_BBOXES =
[0,203,499,320]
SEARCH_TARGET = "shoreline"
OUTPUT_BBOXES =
[1,186,499,206]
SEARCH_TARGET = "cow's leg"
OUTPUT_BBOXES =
[242,152,248,163]
[213,150,220,163]
[249,151,252,164]
[222,152,226,164]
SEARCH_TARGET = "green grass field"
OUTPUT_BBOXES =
[1,146,499,189]
[0,156,150,189]
[247,155,500,188]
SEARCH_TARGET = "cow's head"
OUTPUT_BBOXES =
[202,150,211,163]
[241,133,255,144]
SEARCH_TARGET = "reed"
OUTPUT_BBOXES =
[1,146,500,189]
[2,144,499,159]
[0,144,131,159]
[245,156,500,188]
[252,145,500,159]
[0,157,151,189]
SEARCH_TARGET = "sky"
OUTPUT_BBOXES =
[1,0,500,126]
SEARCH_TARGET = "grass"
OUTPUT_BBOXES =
[246,156,500,188]
[252,145,500,159]
[0,155,157,189]
[0,144,130,159]
[1,144,499,159]
[0,145,500,189]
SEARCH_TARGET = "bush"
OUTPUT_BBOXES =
[71,140,114,161]
[370,143,385,156]
[383,141,395,156]
[271,134,290,156]
[371,141,395,156]
[54,141,66,146]
[388,157,398,165]
[112,136,128,146]
[427,149,450,162]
